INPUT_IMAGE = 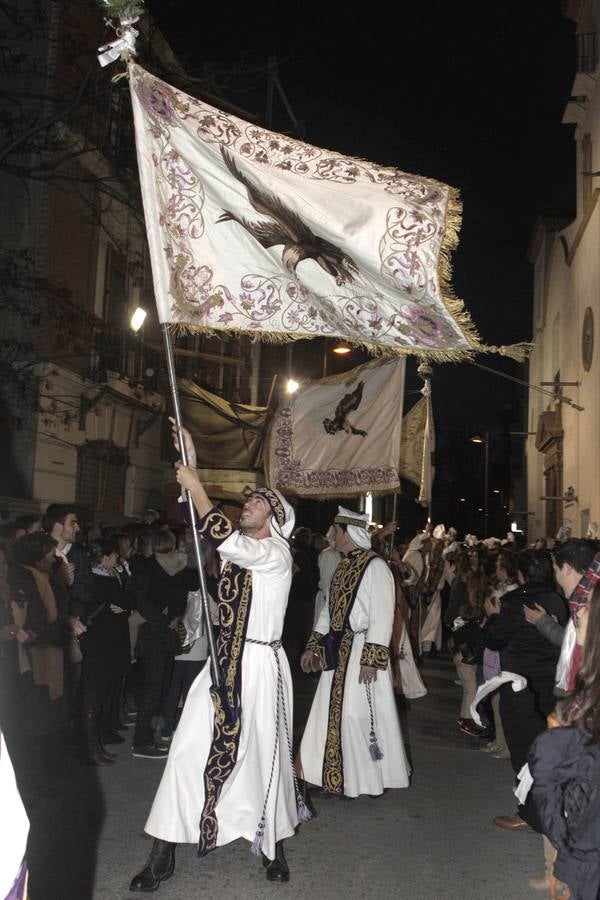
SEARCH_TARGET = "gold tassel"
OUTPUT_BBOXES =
[478,342,533,362]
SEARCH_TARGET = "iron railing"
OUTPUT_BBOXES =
[577,32,598,73]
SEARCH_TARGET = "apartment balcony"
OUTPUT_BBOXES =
[36,289,162,402]
[577,32,598,73]
[564,32,598,124]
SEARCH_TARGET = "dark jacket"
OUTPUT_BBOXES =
[530,726,600,900]
[444,577,468,627]
[66,542,95,621]
[484,582,568,685]
[9,566,70,648]
[136,556,198,627]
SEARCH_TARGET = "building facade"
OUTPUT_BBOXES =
[527,1,600,540]
[0,1,267,526]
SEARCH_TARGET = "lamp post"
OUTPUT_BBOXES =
[470,431,489,537]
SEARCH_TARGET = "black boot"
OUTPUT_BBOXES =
[82,711,114,767]
[129,839,176,893]
[262,840,290,883]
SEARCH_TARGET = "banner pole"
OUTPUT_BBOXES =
[417,362,434,527]
[388,492,398,558]
[161,323,221,689]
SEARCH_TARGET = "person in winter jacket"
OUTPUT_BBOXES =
[529,581,600,900]
[484,549,568,831]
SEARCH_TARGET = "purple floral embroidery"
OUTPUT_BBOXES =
[131,65,466,353]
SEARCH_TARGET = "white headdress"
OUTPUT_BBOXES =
[250,488,295,540]
[405,532,430,554]
[334,506,371,550]
[432,524,446,540]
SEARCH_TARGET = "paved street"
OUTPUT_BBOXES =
[26,656,546,900]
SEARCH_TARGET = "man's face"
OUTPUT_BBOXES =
[61,513,80,543]
[552,559,581,598]
[239,494,271,534]
[333,523,354,553]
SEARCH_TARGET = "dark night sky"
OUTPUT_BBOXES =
[144,1,577,429]
[136,2,579,531]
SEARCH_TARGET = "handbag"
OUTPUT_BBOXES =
[175,620,191,655]
[453,620,485,665]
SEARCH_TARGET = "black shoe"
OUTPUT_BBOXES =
[130,839,176,892]
[263,841,290,883]
[132,744,169,760]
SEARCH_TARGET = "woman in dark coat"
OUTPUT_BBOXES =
[8,532,71,796]
[81,538,131,765]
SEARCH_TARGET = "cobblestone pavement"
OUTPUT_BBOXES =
[25,655,546,900]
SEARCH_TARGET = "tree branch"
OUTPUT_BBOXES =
[0,56,97,163]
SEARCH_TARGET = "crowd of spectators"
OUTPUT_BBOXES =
[406,525,600,899]
[2,501,599,898]
[0,503,206,807]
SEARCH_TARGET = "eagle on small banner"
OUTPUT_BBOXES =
[322,382,368,437]
[128,64,487,361]
[266,358,405,497]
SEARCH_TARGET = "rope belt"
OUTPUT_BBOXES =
[246,637,282,650]
[245,636,310,855]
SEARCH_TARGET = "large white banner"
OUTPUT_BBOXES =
[129,64,474,358]
[266,358,405,497]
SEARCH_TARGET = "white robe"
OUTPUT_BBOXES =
[145,530,299,860]
[403,550,448,652]
[420,573,444,650]
[299,557,410,797]
[394,622,427,699]
[313,546,342,627]
[0,731,29,899]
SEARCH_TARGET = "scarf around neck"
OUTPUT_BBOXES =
[19,566,63,700]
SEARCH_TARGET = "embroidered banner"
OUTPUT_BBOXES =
[129,64,477,359]
[178,378,268,470]
[266,358,405,497]
[398,387,435,506]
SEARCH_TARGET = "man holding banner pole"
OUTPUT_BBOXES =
[130,423,309,892]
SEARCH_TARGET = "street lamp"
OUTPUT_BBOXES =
[286,378,299,394]
[322,339,352,376]
[130,307,147,333]
[470,431,489,537]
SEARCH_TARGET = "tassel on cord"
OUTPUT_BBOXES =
[369,731,384,761]
[251,816,266,856]
[366,681,384,761]
[296,792,312,823]
[482,342,533,363]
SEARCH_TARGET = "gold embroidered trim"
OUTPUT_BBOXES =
[322,549,378,794]
[197,508,234,543]
[360,642,389,670]
[329,550,377,631]
[306,630,324,653]
[334,514,368,528]
[198,562,252,855]
[322,629,353,794]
